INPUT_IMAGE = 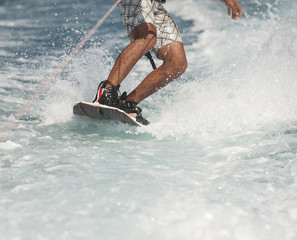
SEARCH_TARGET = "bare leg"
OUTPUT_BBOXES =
[106,23,157,88]
[126,41,187,103]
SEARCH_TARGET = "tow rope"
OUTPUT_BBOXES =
[0,0,122,141]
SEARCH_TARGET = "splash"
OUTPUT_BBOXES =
[37,47,113,125]
[142,26,297,139]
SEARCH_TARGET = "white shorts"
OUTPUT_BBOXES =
[117,0,183,58]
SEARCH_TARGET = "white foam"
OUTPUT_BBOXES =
[0,19,32,27]
[139,8,297,140]
[0,140,22,151]
[37,47,113,125]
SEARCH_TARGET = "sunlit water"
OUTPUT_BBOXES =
[1,0,297,239]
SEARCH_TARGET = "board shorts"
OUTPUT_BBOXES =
[117,0,183,59]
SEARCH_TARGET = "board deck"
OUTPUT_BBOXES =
[73,101,146,127]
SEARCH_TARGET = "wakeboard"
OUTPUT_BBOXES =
[73,101,148,127]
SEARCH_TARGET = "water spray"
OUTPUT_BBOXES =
[0,0,122,142]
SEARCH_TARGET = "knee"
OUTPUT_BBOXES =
[159,42,188,77]
[177,57,188,75]
[171,56,188,77]
[132,23,157,49]
[133,35,156,54]
[146,34,157,48]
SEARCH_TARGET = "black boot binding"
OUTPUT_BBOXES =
[120,92,150,126]
[92,81,150,126]
[92,80,120,108]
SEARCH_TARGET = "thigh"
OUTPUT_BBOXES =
[151,2,183,59]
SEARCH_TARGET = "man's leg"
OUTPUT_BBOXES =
[125,41,187,103]
[106,23,157,88]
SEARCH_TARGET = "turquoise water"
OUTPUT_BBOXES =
[1,0,297,239]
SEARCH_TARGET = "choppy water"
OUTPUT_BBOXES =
[1,0,297,239]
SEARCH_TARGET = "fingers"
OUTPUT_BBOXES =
[232,7,238,20]
[231,4,242,20]
[236,2,243,17]
[224,0,243,20]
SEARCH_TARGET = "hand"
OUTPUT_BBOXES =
[221,0,243,20]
